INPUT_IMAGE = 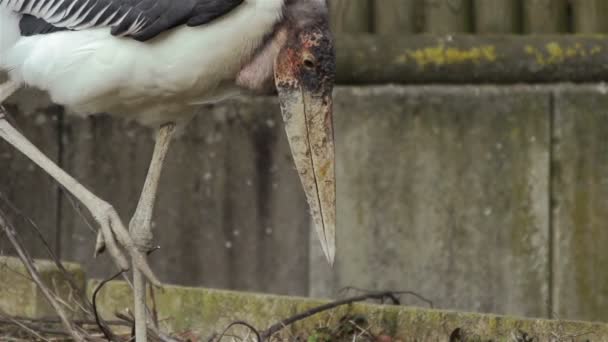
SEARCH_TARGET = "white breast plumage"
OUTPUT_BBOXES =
[0,0,284,126]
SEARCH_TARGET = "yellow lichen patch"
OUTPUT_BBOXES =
[525,42,601,65]
[400,43,497,69]
[545,42,565,63]
[525,45,546,65]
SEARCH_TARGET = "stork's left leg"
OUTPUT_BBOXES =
[126,123,176,342]
[0,105,159,285]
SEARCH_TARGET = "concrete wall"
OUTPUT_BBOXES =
[312,86,551,319]
[1,85,608,322]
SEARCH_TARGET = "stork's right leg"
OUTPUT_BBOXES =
[0,104,160,286]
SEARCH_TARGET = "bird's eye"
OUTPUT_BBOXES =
[303,59,315,69]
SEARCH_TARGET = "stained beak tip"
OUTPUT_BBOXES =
[320,244,335,267]
[327,249,336,267]
[318,222,336,267]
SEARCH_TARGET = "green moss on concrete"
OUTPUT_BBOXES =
[0,256,85,318]
[550,88,608,321]
[88,280,296,336]
[88,280,608,341]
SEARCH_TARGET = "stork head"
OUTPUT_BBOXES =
[274,8,336,265]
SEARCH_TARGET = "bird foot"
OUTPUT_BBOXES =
[92,203,161,287]
[95,229,157,256]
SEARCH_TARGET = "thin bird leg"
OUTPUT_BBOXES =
[0,105,160,286]
[127,122,176,342]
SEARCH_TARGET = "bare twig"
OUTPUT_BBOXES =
[340,287,434,308]
[261,291,410,341]
[115,312,182,342]
[209,321,262,342]
[63,191,99,236]
[0,312,49,342]
[0,209,88,341]
[0,316,130,327]
[92,270,124,341]
[347,318,374,340]
[0,258,35,282]
[149,285,159,329]
[0,191,120,335]
[208,291,418,342]
[0,192,61,263]
[1,192,88,315]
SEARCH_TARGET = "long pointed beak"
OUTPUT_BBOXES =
[278,87,336,265]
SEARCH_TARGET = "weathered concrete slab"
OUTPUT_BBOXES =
[552,85,608,321]
[311,86,552,318]
[6,84,608,323]
[0,90,61,259]
[0,256,85,318]
[90,280,608,341]
[60,98,310,295]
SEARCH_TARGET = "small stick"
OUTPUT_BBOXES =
[0,316,130,327]
[149,285,160,329]
[0,209,87,341]
[115,312,182,342]
[209,321,262,342]
[0,192,121,338]
[0,312,49,341]
[0,192,93,315]
[261,291,409,340]
[340,287,434,308]
[92,270,125,341]
[209,291,420,342]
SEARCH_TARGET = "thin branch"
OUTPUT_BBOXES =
[0,258,35,283]
[0,316,130,327]
[0,192,60,262]
[92,270,124,341]
[0,191,119,332]
[261,292,405,340]
[0,209,88,341]
[0,192,89,312]
[115,312,182,342]
[209,321,262,342]
[210,291,427,342]
[150,284,160,329]
[0,312,49,342]
[339,287,434,308]
[61,185,98,235]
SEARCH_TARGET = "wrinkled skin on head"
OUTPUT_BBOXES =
[274,18,337,264]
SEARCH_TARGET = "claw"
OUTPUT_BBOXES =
[94,231,106,257]
[99,222,130,272]
[96,208,130,272]
[130,250,161,287]
[147,246,161,255]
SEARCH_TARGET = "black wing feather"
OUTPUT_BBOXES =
[8,0,246,41]
[188,0,245,26]
[111,0,195,40]
[19,14,68,35]
[118,0,246,40]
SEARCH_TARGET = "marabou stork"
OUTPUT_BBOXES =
[0,0,336,339]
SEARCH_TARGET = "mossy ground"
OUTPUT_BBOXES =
[86,280,608,341]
